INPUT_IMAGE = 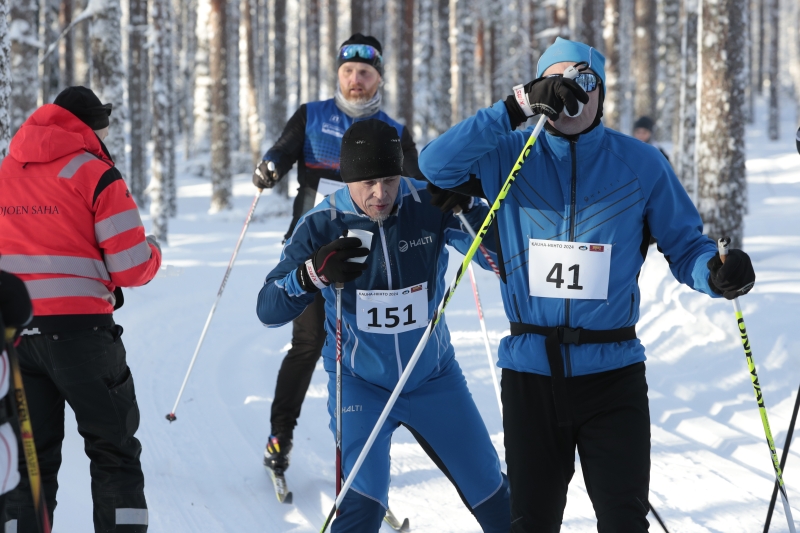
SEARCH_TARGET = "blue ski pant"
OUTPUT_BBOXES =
[327,357,510,532]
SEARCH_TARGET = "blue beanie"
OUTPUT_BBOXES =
[536,37,606,86]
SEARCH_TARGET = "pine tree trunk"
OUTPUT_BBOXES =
[696,0,748,247]
[766,0,778,140]
[450,0,474,122]
[74,0,91,85]
[227,0,240,154]
[657,0,680,143]
[40,0,60,104]
[675,0,698,200]
[0,0,12,159]
[150,0,175,240]
[603,0,634,133]
[755,0,764,95]
[209,0,231,212]
[397,0,414,127]
[193,0,212,153]
[129,0,149,207]
[414,0,433,144]
[59,0,74,87]
[91,0,127,173]
[432,0,451,134]
[318,0,336,100]
[9,0,40,133]
[269,0,288,197]
[243,0,261,165]
[180,0,197,159]
[304,0,320,103]
[633,0,657,120]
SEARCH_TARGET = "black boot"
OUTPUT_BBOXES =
[263,433,293,475]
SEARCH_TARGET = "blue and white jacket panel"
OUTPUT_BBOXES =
[256,178,497,392]
[419,101,719,378]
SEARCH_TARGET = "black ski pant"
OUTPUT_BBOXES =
[4,326,148,532]
[270,292,326,437]
[503,362,650,533]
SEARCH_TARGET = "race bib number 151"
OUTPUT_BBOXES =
[528,239,612,300]
[357,283,429,334]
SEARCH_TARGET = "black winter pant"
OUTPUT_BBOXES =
[270,292,326,437]
[4,326,148,533]
[503,362,650,533]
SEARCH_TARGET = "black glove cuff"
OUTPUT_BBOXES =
[504,94,529,131]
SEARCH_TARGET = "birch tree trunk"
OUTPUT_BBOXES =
[397,0,413,127]
[765,0,778,140]
[633,0,657,119]
[129,0,149,206]
[414,0,434,144]
[179,0,197,158]
[59,0,74,87]
[209,0,231,212]
[227,0,240,154]
[657,0,680,143]
[755,0,764,95]
[91,0,127,173]
[303,0,320,104]
[696,0,748,247]
[150,0,175,240]
[449,0,474,123]
[193,0,211,152]
[675,0,698,200]
[10,0,40,133]
[603,0,634,133]
[40,0,60,104]
[0,1,12,159]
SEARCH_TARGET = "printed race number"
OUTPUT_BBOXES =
[529,239,612,300]
[357,283,428,334]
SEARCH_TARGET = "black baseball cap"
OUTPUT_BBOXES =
[54,86,113,130]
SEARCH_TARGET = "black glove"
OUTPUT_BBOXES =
[505,76,589,128]
[0,271,33,348]
[427,183,473,214]
[296,237,369,292]
[253,160,278,189]
[707,250,756,300]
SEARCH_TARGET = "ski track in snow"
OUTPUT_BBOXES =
[50,108,800,532]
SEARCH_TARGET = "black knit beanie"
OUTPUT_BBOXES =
[340,119,403,183]
[337,33,384,76]
[54,86,113,130]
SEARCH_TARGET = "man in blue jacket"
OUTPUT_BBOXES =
[257,119,509,532]
[419,38,756,532]
[252,33,425,474]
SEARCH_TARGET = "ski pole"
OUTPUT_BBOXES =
[718,238,797,533]
[4,330,52,533]
[335,282,344,502]
[318,114,549,533]
[455,211,503,419]
[166,186,265,422]
[764,381,800,532]
[649,502,670,533]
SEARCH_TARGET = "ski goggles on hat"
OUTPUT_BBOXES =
[338,44,383,65]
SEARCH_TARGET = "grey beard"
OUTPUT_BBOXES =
[334,87,382,118]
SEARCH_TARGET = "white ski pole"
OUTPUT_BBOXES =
[166,184,265,422]
[455,210,503,419]
[318,114,549,533]
[718,238,796,533]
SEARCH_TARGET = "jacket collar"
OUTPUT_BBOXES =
[542,121,606,162]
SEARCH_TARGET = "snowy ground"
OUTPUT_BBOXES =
[49,107,800,532]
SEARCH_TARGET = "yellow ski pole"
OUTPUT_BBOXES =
[718,238,796,533]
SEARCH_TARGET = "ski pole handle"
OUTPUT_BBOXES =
[717,237,730,262]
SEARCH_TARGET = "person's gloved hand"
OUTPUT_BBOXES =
[427,183,473,214]
[506,76,589,127]
[0,271,33,347]
[707,249,756,299]
[296,237,369,292]
[253,161,278,189]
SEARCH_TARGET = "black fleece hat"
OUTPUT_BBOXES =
[54,86,112,130]
[337,33,384,76]
[340,119,403,183]
[633,116,655,132]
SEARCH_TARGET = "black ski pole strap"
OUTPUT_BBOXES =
[509,323,638,428]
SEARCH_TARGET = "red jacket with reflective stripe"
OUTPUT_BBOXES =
[0,105,161,321]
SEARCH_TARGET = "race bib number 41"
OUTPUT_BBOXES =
[357,283,428,334]
[528,239,612,300]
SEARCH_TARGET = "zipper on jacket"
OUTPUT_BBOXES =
[378,221,403,378]
[564,141,578,378]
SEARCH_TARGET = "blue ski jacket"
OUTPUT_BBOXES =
[257,177,497,392]
[419,102,720,378]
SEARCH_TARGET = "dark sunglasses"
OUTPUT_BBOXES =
[571,73,600,93]
[338,44,383,65]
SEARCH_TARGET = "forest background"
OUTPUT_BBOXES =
[1,0,800,244]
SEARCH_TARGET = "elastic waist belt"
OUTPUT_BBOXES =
[26,314,115,334]
[509,322,637,428]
